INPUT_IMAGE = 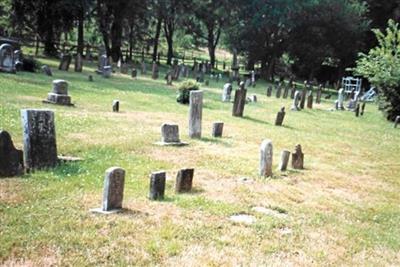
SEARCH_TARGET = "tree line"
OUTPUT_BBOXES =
[0,0,399,82]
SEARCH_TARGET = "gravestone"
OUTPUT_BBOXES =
[291,91,301,111]
[316,84,322,104]
[222,83,233,102]
[266,86,272,97]
[91,167,125,214]
[360,102,366,116]
[291,144,304,169]
[355,103,360,117]
[175,168,194,193]
[205,80,209,86]
[189,90,203,138]
[96,54,109,74]
[335,88,345,110]
[306,91,313,109]
[14,50,23,71]
[121,63,128,74]
[251,70,256,87]
[283,85,289,99]
[275,107,286,126]
[278,150,290,171]
[88,75,94,82]
[0,44,16,73]
[260,139,273,177]
[112,100,119,112]
[74,53,83,72]
[290,85,296,99]
[141,61,147,75]
[21,109,57,171]
[395,116,400,128]
[166,71,173,85]
[131,68,137,79]
[232,82,247,117]
[245,79,251,89]
[156,123,187,146]
[300,89,307,109]
[41,65,52,76]
[149,171,166,200]
[152,62,159,79]
[0,130,24,177]
[58,54,72,71]
[249,94,257,103]
[103,66,112,78]
[212,122,224,137]
[43,80,73,106]
[275,84,282,98]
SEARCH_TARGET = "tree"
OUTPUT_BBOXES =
[354,19,400,120]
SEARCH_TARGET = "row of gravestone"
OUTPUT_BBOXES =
[90,167,195,214]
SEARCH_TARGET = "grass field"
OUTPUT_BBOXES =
[1,58,400,266]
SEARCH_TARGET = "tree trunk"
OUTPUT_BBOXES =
[164,21,174,65]
[152,17,162,62]
[208,45,216,68]
[43,27,57,56]
[110,19,123,62]
[129,25,133,61]
[77,13,84,56]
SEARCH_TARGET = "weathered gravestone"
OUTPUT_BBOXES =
[14,50,23,71]
[395,116,400,128]
[41,65,52,76]
[278,150,290,171]
[300,88,307,109]
[260,139,273,177]
[141,61,147,75]
[21,109,57,171]
[175,168,194,193]
[149,171,166,200]
[275,83,282,98]
[316,84,323,104]
[291,144,304,169]
[0,130,24,177]
[222,83,233,102]
[360,102,366,116]
[232,82,247,117]
[120,63,128,74]
[112,100,119,112]
[166,71,173,85]
[307,91,313,109]
[335,88,345,110]
[74,53,83,72]
[102,65,112,78]
[283,84,289,99]
[88,75,94,82]
[355,103,360,117]
[291,91,301,111]
[152,62,159,79]
[290,85,296,99]
[266,86,272,97]
[0,44,16,73]
[189,90,203,138]
[97,54,109,74]
[275,107,286,126]
[91,167,125,214]
[43,80,74,106]
[212,122,224,137]
[58,54,72,71]
[131,68,137,79]
[157,123,187,146]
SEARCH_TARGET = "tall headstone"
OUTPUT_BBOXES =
[283,84,289,99]
[395,116,400,128]
[291,144,304,169]
[131,68,137,79]
[260,139,273,177]
[222,83,233,102]
[152,62,159,79]
[0,44,16,73]
[212,122,224,137]
[275,83,282,98]
[0,130,24,177]
[91,167,125,214]
[44,80,73,106]
[175,168,194,193]
[232,82,247,117]
[316,84,323,104]
[102,66,112,78]
[266,86,272,97]
[355,103,360,117]
[74,53,83,72]
[306,91,313,109]
[300,89,307,109]
[290,85,296,99]
[112,100,119,112]
[335,88,345,110]
[141,61,147,75]
[149,171,166,200]
[189,90,203,138]
[291,91,301,111]
[278,150,290,171]
[275,107,286,126]
[58,54,72,71]
[21,109,57,171]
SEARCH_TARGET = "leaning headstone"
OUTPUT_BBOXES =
[189,90,203,138]
[291,91,301,111]
[260,139,273,177]
[275,107,286,126]
[21,109,57,171]
[156,123,187,146]
[112,100,119,112]
[58,54,72,71]
[395,116,400,128]
[102,65,112,78]
[152,62,159,79]
[278,150,290,171]
[212,122,224,137]
[291,144,304,169]
[149,171,166,200]
[41,65,53,76]
[91,167,125,214]
[306,91,313,109]
[43,80,73,106]
[266,86,272,97]
[232,82,247,117]
[0,130,24,177]
[175,168,194,193]
[222,83,233,102]
[0,44,16,73]
[74,53,83,72]
[316,84,322,104]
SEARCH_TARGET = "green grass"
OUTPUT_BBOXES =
[1,58,400,266]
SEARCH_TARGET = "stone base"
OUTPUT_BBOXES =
[90,208,123,214]
[154,141,188,147]
[43,100,75,107]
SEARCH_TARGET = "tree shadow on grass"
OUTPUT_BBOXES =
[200,137,232,146]
[242,115,270,125]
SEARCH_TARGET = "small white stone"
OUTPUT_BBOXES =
[251,206,288,219]
[229,214,256,225]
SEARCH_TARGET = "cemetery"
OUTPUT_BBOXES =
[1,1,400,266]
